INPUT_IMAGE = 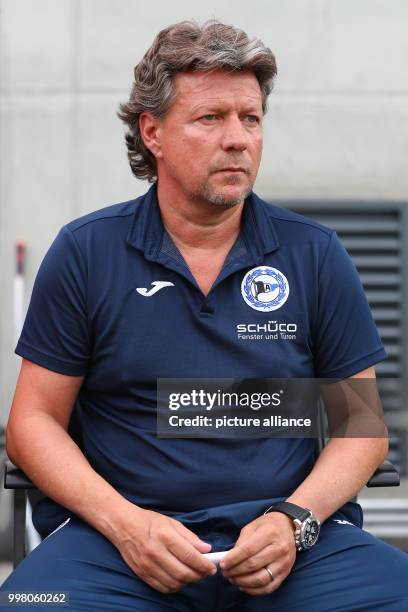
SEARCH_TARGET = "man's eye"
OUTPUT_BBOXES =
[201,114,217,121]
[246,115,259,123]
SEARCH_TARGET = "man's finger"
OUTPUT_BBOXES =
[238,584,278,597]
[150,552,212,588]
[221,512,296,573]
[223,544,276,577]
[220,529,270,570]
[230,563,280,589]
[175,522,212,552]
[167,532,217,575]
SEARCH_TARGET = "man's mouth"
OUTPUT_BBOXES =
[217,167,247,173]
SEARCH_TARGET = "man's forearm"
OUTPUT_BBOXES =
[285,437,388,524]
[6,414,141,542]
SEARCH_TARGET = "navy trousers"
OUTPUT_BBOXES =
[2,498,408,611]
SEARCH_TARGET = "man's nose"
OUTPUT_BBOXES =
[221,116,248,152]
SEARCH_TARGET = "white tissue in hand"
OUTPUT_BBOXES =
[203,551,228,565]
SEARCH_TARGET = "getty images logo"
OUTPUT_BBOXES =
[136,281,175,297]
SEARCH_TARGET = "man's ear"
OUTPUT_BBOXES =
[139,112,163,159]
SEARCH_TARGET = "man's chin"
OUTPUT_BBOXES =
[208,195,246,208]
[194,184,253,208]
[212,189,252,208]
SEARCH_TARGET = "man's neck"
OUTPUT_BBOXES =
[156,180,244,252]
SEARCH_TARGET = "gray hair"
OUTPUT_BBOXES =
[118,20,277,183]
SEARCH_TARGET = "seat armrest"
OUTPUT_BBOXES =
[366,460,400,487]
[4,461,37,490]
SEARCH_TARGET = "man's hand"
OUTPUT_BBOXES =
[111,504,217,593]
[220,512,297,596]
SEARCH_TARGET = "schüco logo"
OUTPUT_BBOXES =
[236,321,298,341]
[237,322,297,334]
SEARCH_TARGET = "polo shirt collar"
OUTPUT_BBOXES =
[127,183,279,257]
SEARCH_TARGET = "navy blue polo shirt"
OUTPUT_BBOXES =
[16,184,386,516]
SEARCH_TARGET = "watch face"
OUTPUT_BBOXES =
[300,518,320,549]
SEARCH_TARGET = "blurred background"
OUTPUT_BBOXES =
[1,0,407,580]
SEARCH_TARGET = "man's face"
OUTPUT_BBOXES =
[151,69,263,208]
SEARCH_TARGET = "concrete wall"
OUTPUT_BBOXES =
[1,0,408,423]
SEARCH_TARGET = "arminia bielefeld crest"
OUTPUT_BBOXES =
[241,266,289,312]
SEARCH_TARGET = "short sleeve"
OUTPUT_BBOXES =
[15,226,90,375]
[313,231,387,378]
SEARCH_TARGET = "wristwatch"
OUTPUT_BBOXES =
[263,501,321,552]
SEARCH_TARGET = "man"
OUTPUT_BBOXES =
[2,19,408,611]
